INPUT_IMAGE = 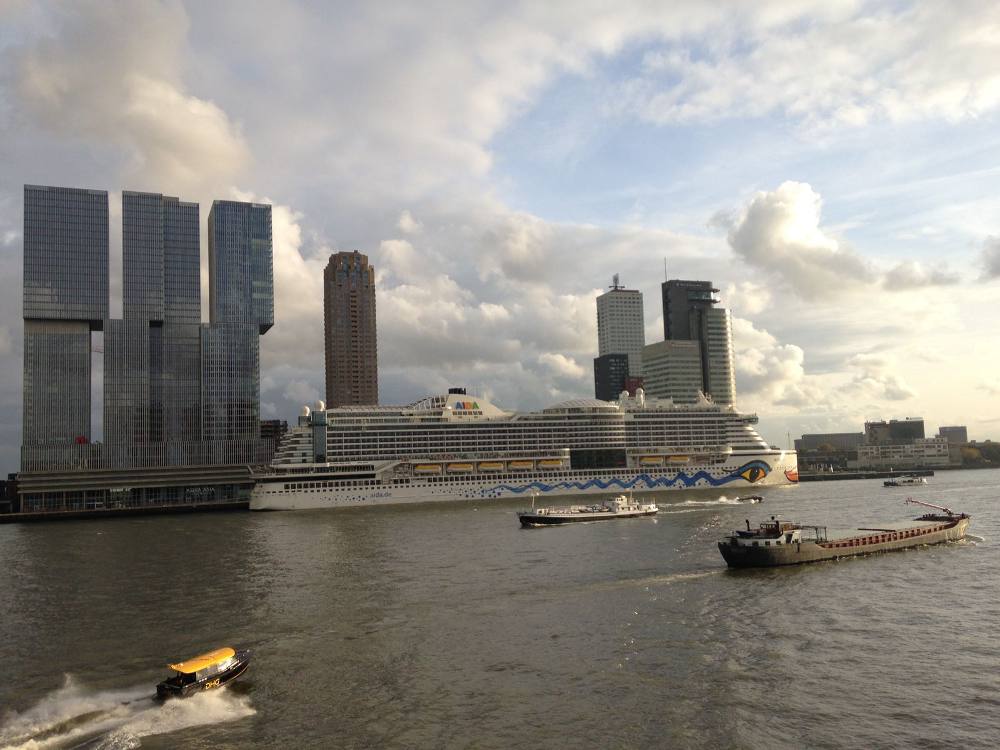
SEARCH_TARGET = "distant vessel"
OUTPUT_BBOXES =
[251,388,797,511]
[155,647,251,700]
[884,475,927,487]
[718,499,970,568]
[517,494,658,526]
[736,494,763,504]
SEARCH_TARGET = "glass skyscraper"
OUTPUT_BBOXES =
[22,185,108,452]
[202,200,274,452]
[22,186,274,473]
[658,279,736,406]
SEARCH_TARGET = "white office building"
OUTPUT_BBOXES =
[596,277,645,377]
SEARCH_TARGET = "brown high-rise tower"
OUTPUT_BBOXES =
[324,251,378,406]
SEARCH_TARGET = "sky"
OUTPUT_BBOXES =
[1,0,999,472]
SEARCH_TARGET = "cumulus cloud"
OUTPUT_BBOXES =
[883,260,960,289]
[979,236,1000,279]
[724,182,963,297]
[10,1,248,195]
[847,353,917,401]
[726,181,870,297]
[398,210,423,234]
[732,317,827,409]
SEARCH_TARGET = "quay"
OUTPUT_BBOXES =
[799,469,934,482]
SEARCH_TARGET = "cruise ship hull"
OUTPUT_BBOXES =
[250,451,797,511]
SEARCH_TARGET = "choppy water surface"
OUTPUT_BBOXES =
[1,470,997,749]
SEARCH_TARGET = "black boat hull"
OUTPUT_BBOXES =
[156,650,251,700]
[719,518,969,568]
[519,509,658,526]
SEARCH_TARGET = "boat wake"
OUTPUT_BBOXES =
[0,676,254,750]
[655,495,749,513]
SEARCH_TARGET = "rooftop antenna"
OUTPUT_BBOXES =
[663,257,667,281]
[610,273,623,290]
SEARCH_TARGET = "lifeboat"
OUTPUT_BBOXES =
[447,462,474,473]
[666,455,690,464]
[478,461,504,472]
[509,460,534,470]
[538,459,563,468]
[155,647,250,700]
[638,456,663,466]
[413,464,442,474]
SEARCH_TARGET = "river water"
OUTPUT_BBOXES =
[0,469,997,749]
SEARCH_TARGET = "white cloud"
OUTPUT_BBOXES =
[883,260,960,289]
[726,181,870,297]
[620,3,1000,130]
[398,210,423,234]
[10,1,248,197]
[846,353,917,401]
[979,236,1000,279]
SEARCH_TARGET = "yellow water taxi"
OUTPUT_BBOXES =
[155,646,251,700]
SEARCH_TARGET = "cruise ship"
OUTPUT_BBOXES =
[250,387,797,511]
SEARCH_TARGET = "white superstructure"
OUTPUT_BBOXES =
[250,388,798,511]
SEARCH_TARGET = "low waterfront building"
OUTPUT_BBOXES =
[794,433,864,452]
[856,437,951,469]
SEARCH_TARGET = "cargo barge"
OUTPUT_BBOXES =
[718,499,970,568]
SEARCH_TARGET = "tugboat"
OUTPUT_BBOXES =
[718,499,970,568]
[884,475,927,487]
[155,646,251,700]
[517,494,658,527]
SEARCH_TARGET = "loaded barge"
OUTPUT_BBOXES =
[718,499,970,568]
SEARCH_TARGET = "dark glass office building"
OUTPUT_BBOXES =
[21,187,275,480]
[659,279,735,406]
[593,353,629,401]
[22,185,108,452]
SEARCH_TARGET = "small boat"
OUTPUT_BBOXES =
[518,494,658,526]
[155,646,251,700]
[718,500,970,568]
[884,475,927,487]
[736,494,763,504]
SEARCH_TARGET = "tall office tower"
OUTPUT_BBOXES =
[22,185,109,459]
[203,200,274,451]
[659,279,735,406]
[106,192,202,460]
[641,340,704,404]
[324,251,378,407]
[596,275,644,376]
[208,200,274,333]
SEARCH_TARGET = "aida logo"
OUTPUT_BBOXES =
[454,401,481,410]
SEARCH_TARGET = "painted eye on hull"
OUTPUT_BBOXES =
[738,461,770,483]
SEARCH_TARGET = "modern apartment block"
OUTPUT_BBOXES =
[323,251,378,407]
[596,275,644,377]
[19,186,275,512]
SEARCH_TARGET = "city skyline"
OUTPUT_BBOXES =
[2,2,1000,471]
